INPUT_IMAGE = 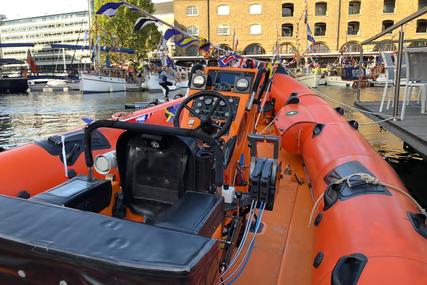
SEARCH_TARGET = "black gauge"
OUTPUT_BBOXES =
[204,98,213,105]
[219,100,226,107]
[196,102,202,108]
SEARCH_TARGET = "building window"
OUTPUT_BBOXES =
[217,5,230,16]
[249,4,262,15]
[243,43,265,55]
[382,20,394,33]
[282,3,294,17]
[217,25,230,35]
[341,41,362,52]
[383,0,395,13]
[417,20,427,33]
[315,2,327,16]
[281,23,293,37]
[420,0,427,9]
[187,26,199,35]
[348,21,360,35]
[349,1,361,14]
[279,42,297,54]
[249,24,262,34]
[310,42,330,53]
[186,5,199,16]
[315,23,326,36]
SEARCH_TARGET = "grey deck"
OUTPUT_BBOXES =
[354,101,427,157]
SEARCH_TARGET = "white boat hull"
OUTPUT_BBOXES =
[80,73,126,93]
[142,74,188,93]
[296,74,319,88]
[325,76,352,88]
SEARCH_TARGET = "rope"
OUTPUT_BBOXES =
[308,173,426,226]
[358,117,396,126]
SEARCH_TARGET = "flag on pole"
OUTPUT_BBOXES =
[232,29,238,51]
[26,49,38,75]
[134,17,159,32]
[307,24,316,43]
[96,2,135,17]
[163,28,181,41]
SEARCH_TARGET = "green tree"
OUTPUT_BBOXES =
[93,0,161,66]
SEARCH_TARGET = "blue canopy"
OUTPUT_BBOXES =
[50,44,135,54]
[0,43,35,48]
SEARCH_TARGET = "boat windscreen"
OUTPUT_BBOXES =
[207,71,254,87]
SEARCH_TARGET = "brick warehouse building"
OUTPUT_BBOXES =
[173,0,427,56]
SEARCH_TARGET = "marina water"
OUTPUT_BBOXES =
[0,87,425,205]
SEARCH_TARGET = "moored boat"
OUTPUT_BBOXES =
[80,69,127,93]
[0,63,425,285]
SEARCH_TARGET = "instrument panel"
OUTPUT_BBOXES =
[189,96,240,121]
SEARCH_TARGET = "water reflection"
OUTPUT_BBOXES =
[0,91,151,148]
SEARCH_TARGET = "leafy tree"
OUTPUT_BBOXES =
[93,0,161,66]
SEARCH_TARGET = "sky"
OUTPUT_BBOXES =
[0,0,171,20]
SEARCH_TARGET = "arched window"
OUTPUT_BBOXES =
[249,4,262,15]
[382,20,394,33]
[282,3,294,17]
[218,43,232,55]
[249,24,262,35]
[243,43,265,55]
[420,0,427,10]
[373,40,396,52]
[314,23,326,36]
[279,42,297,54]
[281,23,293,37]
[310,42,330,53]
[341,41,361,52]
[349,1,361,14]
[187,26,199,36]
[186,5,199,16]
[315,2,327,16]
[417,19,427,33]
[185,44,199,56]
[348,21,360,35]
[217,5,230,16]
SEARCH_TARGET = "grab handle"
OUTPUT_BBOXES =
[331,253,368,285]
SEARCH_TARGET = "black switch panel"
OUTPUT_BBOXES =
[189,96,240,120]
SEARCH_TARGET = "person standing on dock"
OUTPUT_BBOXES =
[158,67,174,101]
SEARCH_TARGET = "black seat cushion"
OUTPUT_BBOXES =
[154,191,224,237]
[0,195,219,285]
[116,131,197,222]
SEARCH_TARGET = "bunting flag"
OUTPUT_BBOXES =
[218,52,240,67]
[174,36,197,48]
[307,24,316,44]
[164,105,178,122]
[163,28,181,41]
[96,2,136,17]
[134,17,158,32]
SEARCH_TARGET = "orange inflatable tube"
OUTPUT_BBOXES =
[270,73,427,284]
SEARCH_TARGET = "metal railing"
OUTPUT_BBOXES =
[356,6,427,120]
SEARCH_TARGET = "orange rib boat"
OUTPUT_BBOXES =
[0,65,425,285]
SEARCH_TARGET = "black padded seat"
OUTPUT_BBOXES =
[116,131,197,222]
[0,195,219,285]
[154,191,224,237]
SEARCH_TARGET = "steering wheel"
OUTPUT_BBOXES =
[174,91,233,139]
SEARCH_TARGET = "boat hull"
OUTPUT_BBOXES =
[80,73,126,93]
[0,77,28,94]
[270,73,427,285]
